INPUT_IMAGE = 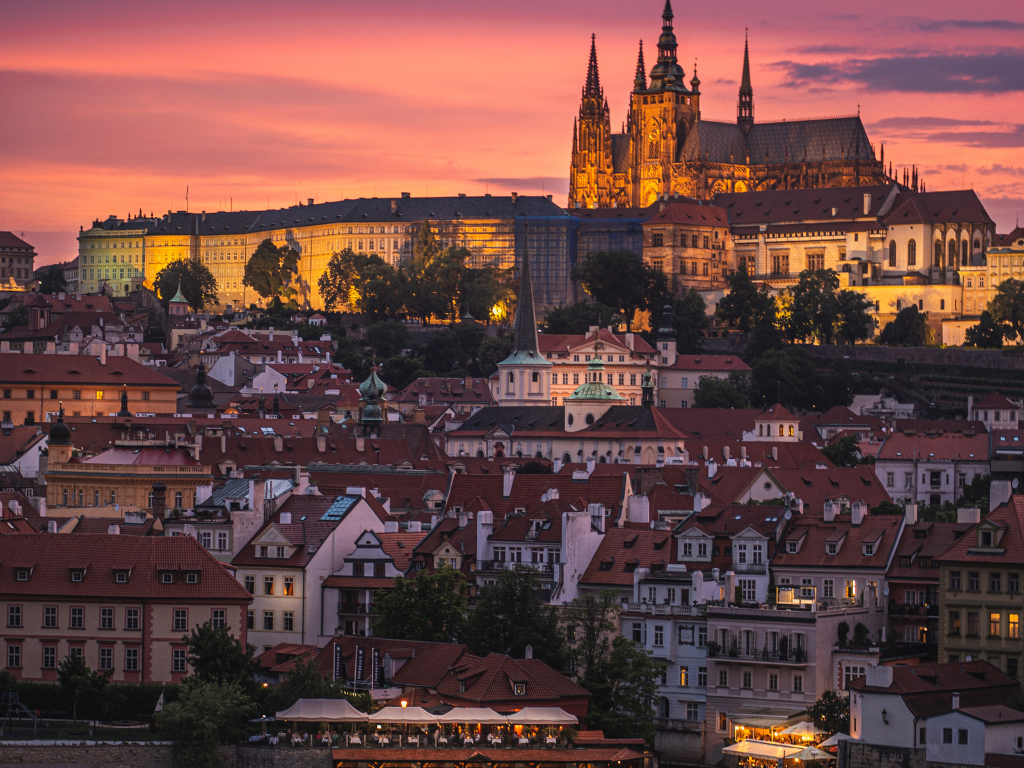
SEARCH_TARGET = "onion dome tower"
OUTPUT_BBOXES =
[358,365,387,436]
[48,402,74,464]
[189,362,216,414]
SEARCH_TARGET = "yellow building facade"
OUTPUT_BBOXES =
[45,459,212,513]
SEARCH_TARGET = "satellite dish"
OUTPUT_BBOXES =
[883,584,889,596]
[1014,478,1020,489]
[966,655,972,662]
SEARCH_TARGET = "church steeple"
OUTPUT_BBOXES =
[738,30,754,133]
[633,40,647,92]
[648,0,685,90]
[584,33,602,97]
[509,224,544,361]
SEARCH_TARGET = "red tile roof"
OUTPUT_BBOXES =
[935,495,1024,565]
[438,652,590,706]
[0,533,250,601]
[975,392,1019,409]
[847,661,1017,717]
[644,202,728,226]
[255,642,319,674]
[887,521,973,582]
[0,353,180,388]
[317,636,469,688]
[379,531,428,572]
[772,512,903,570]
[81,446,201,466]
[768,467,891,514]
[580,527,675,588]
[392,377,496,406]
[537,327,656,356]
[878,430,990,462]
[665,354,750,372]
[0,426,46,466]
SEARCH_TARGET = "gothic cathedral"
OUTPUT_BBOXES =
[568,1,889,209]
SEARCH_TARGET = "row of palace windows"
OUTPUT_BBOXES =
[888,239,981,267]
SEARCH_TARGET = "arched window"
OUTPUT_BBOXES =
[962,241,969,263]
[907,239,917,267]
[93,490,100,507]
[63,489,68,506]
[648,140,659,160]
[935,241,943,265]
[889,241,897,267]
[148,491,155,508]
[507,372,514,384]
[778,424,784,437]
[974,239,981,250]
[949,241,957,262]
[788,425,794,436]
[175,491,183,508]
[758,424,763,436]
[78,490,84,506]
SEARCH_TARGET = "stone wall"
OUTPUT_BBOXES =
[0,743,335,768]
[837,740,984,768]
[806,344,1024,371]
[235,745,334,768]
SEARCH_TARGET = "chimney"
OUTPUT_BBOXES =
[458,511,468,529]
[553,457,562,473]
[952,692,960,711]
[356,435,365,453]
[627,494,650,525]
[274,435,284,452]
[863,193,871,216]
[390,200,398,214]
[851,501,868,526]
[525,645,533,660]
[221,434,227,453]
[151,482,167,518]
[251,477,267,519]
[46,520,57,534]
[865,665,893,688]
[502,466,515,498]
[772,446,778,461]
[280,511,292,524]
[316,435,326,453]
[586,456,595,476]
[511,192,518,203]
[823,500,837,523]
[958,508,981,524]
[905,503,918,525]
[967,395,974,420]
[108,524,120,535]
[385,520,400,533]
[307,198,314,206]
[707,460,717,478]
[408,520,422,533]
[99,345,107,365]
[624,333,634,350]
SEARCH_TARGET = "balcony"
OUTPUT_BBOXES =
[707,645,807,665]
[654,717,704,733]
[732,562,767,574]
[624,602,706,617]
[339,603,371,615]
[481,561,554,574]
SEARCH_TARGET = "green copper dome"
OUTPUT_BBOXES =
[169,280,188,305]
[567,356,625,402]
[358,367,388,400]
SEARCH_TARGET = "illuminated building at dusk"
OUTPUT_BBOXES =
[568,2,889,208]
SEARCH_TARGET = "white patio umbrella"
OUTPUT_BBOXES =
[779,721,827,738]
[506,707,578,725]
[276,698,367,722]
[437,707,508,724]
[818,731,853,748]
[368,706,439,724]
[788,745,832,762]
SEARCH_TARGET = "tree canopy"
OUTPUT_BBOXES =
[541,301,619,335]
[183,620,260,695]
[584,637,660,743]
[878,305,931,346]
[716,267,773,333]
[807,690,850,735]
[692,376,746,409]
[563,591,619,679]
[157,679,256,768]
[155,259,219,312]
[465,568,570,673]
[571,250,667,331]
[372,566,468,642]
[821,435,862,467]
[40,264,69,294]
[243,239,300,306]
[989,278,1024,342]
[965,311,1008,348]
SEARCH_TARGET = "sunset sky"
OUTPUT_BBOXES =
[2,0,1022,264]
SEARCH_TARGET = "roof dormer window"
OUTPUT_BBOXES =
[826,543,837,556]
[980,530,993,548]
[186,572,199,584]
[787,541,798,554]
[114,570,129,584]
[15,569,29,582]
[70,569,84,583]
[161,572,174,584]
[863,543,874,556]
[513,683,526,696]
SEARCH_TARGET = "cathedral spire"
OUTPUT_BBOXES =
[649,0,685,90]
[584,33,602,97]
[633,40,647,92]
[737,30,754,133]
[511,222,542,358]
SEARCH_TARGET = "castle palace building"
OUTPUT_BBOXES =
[568,1,889,209]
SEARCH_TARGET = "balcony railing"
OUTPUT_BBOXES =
[707,647,807,664]
[624,602,706,617]
[732,561,767,574]
[481,561,554,574]
[339,603,371,615]
[655,717,704,733]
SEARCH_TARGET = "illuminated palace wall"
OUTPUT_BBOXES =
[76,195,576,311]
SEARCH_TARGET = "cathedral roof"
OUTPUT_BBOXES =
[681,116,876,166]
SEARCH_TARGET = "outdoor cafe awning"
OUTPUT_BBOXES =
[728,706,806,729]
[368,706,440,724]
[437,707,509,724]
[276,698,368,722]
[506,707,579,725]
[723,740,804,760]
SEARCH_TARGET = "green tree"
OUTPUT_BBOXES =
[183,621,259,694]
[571,251,667,331]
[788,269,841,344]
[318,249,379,312]
[585,637,659,743]
[957,474,992,514]
[667,290,707,354]
[373,565,468,642]
[563,591,619,678]
[878,305,930,346]
[807,689,850,735]
[693,376,746,408]
[465,568,570,673]
[366,320,411,359]
[264,655,332,712]
[157,678,256,768]
[821,358,856,409]
[405,220,445,324]
[871,500,905,516]
[358,260,409,323]
[243,239,300,305]
[717,267,771,333]
[425,246,470,323]
[821,435,861,467]
[155,259,219,312]
[378,355,430,390]
[1,304,29,333]
[40,264,69,294]
[834,290,876,345]
[989,279,1024,342]
[424,323,485,374]
[965,311,1008,348]
[477,334,513,378]
[749,348,822,410]
[57,653,109,720]
[541,301,619,335]
[460,267,516,324]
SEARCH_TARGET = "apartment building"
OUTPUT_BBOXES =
[936,496,1024,678]
[0,533,250,683]
[0,352,179,425]
[875,429,991,507]
[0,231,38,286]
[231,492,386,651]
[642,202,732,293]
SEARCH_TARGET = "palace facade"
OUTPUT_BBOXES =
[568,2,889,209]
